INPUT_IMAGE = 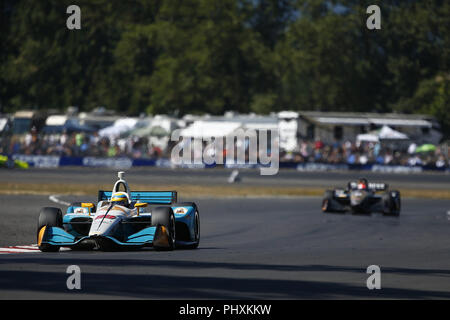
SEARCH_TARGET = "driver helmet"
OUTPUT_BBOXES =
[357,178,368,190]
[110,191,130,207]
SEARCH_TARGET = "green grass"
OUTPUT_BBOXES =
[0,182,449,199]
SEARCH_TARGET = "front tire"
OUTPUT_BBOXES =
[37,207,63,252]
[322,190,334,213]
[151,207,176,251]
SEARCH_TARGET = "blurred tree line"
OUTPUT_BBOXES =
[1,0,449,137]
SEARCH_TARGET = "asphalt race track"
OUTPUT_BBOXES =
[1,192,450,299]
[1,167,450,190]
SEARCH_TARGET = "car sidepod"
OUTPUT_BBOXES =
[172,203,200,248]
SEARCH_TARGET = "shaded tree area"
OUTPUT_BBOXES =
[1,0,449,137]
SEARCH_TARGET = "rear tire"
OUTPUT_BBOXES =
[383,191,401,216]
[188,208,200,249]
[151,207,176,251]
[37,207,63,252]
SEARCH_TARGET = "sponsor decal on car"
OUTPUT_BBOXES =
[74,207,87,214]
[335,190,347,198]
[174,207,188,214]
[94,214,116,220]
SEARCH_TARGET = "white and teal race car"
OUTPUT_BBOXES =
[37,172,200,251]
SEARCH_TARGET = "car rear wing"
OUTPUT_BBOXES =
[348,182,388,191]
[98,190,177,204]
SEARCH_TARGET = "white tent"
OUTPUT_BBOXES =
[0,118,9,132]
[356,133,380,142]
[45,115,69,126]
[99,118,138,138]
[179,121,242,139]
[357,125,408,142]
[378,125,408,139]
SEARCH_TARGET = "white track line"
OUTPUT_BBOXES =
[49,194,71,206]
[0,248,39,253]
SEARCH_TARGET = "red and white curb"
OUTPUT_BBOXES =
[0,196,73,254]
[0,195,71,254]
[0,244,41,254]
[0,244,70,254]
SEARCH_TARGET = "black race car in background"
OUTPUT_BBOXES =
[322,178,401,216]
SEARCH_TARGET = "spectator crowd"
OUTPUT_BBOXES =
[0,130,165,159]
[281,140,449,169]
[0,129,449,169]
